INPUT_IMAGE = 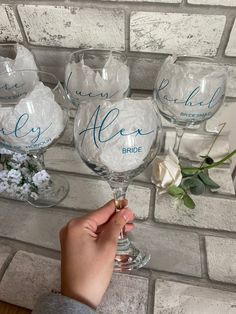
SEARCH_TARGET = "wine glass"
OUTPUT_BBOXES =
[74,98,162,270]
[0,43,38,156]
[153,55,227,155]
[0,70,70,207]
[65,49,130,106]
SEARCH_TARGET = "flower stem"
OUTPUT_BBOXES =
[182,149,236,173]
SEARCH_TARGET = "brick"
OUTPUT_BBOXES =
[188,0,236,6]
[208,167,235,195]
[132,224,201,276]
[18,5,125,49]
[130,12,225,56]
[0,250,149,312]
[226,20,236,56]
[45,145,153,183]
[128,57,163,91]
[0,251,61,309]
[154,279,236,313]
[165,131,230,161]
[98,274,149,314]
[45,145,93,175]
[0,245,12,272]
[206,236,236,284]
[0,5,23,42]
[60,175,151,219]
[0,199,77,250]
[155,192,236,232]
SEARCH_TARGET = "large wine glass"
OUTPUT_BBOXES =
[0,70,69,207]
[153,55,227,155]
[65,49,130,106]
[0,43,38,156]
[74,98,162,270]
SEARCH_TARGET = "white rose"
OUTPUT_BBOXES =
[152,148,182,192]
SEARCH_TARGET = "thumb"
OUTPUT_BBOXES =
[99,208,134,244]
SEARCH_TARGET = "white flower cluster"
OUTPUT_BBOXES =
[0,152,51,201]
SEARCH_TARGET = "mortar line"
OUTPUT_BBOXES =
[217,16,235,60]
[147,271,156,314]
[0,249,17,282]
[199,235,209,279]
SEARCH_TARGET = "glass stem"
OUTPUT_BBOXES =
[110,183,129,240]
[173,126,185,156]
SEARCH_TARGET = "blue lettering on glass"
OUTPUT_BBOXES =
[122,147,142,154]
[66,71,119,99]
[155,79,223,109]
[0,113,52,144]
[0,82,27,100]
[0,82,25,91]
[79,105,154,149]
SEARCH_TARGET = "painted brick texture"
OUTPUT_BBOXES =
[130,12,226,56]
[0,5,23,42]
[17,5,125,49]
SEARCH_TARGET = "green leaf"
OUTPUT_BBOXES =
[189,178,205,195]
[183,194,196,209]
[181,168,199,176]
[167,186,185,197]
[181,177,200,189]
[198,172,220,189]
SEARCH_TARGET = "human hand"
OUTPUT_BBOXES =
[60,200,134,309]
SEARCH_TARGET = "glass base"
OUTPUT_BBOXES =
[27,174,69,208]
[114,237,150,271]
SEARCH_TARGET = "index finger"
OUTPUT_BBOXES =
[86,199,116,226]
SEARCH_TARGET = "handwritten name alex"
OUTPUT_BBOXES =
[79,105,154,149]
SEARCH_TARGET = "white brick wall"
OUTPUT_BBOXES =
[130,12,226,56]
[155,193,236,231]
[154,280,236,313]
[206,237,236,284]
[0,5,23,42]
[188,0,236,6]
[17,5,125,49]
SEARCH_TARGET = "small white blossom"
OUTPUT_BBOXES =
[152,148,182,193]
[0,170,9,181]
[32,170,50,187]
[6,183,18,194]
[21,183,31,194]
[30,192,38,200]
[0,181,8,193]
[7,169,22,184]
[12,153,28,164]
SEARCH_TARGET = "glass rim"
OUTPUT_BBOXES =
[67,48,127,65]
[0,69,61,91]
[172,54,221,64]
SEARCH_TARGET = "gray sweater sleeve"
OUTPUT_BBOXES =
[32,293,96,314]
